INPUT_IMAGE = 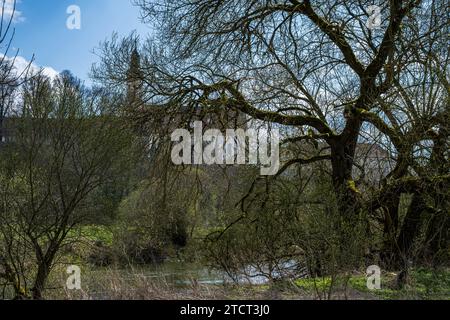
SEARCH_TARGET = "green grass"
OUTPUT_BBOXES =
[293,269,450,300]
[350,268,450,300]
[294,277,333,292]
[70,225,114,246]
[348,274,397,299]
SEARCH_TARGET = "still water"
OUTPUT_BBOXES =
[112,259,304,286]
[124,261,271,286]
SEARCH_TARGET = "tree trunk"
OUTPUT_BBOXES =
[421,184,449,266]
[330,119,362,216]
[421,210,449,265]
[32,245,58,300]
[32,261,51,300]
[380,194,401,267]
[422,123,450,265]
[395,193,426,267]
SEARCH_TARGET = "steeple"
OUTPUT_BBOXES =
[126,44,144,107]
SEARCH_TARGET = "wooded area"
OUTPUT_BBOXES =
[0,0,448,300]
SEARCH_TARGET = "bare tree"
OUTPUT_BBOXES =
[93,0,448,267]
[0,71,133,299]
[0,0,32,142]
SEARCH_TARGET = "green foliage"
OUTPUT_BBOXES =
[0,72,139,298]
[79,225,114,246]
[348,269,450,300]
[113,173,195,264]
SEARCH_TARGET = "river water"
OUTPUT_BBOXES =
[78,260,307,299]
[116,260,305,286]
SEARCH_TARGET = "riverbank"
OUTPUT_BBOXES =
[36,226,449,300]
[44,263,449,300]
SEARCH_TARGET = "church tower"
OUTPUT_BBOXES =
[126,46,144,108]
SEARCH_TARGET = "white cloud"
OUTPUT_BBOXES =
[3,55,59,80]
[0,0,24,23]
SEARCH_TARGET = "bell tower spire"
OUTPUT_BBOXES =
[126,42,144,107]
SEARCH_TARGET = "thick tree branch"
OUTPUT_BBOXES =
[289,0,365,76]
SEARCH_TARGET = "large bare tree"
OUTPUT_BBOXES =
[94,0,449,267]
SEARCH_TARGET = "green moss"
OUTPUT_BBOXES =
[347,180,361,194]
[294,277,333,291]
[356,108,369,115]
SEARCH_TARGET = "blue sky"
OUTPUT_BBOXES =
[6,0,151,83]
